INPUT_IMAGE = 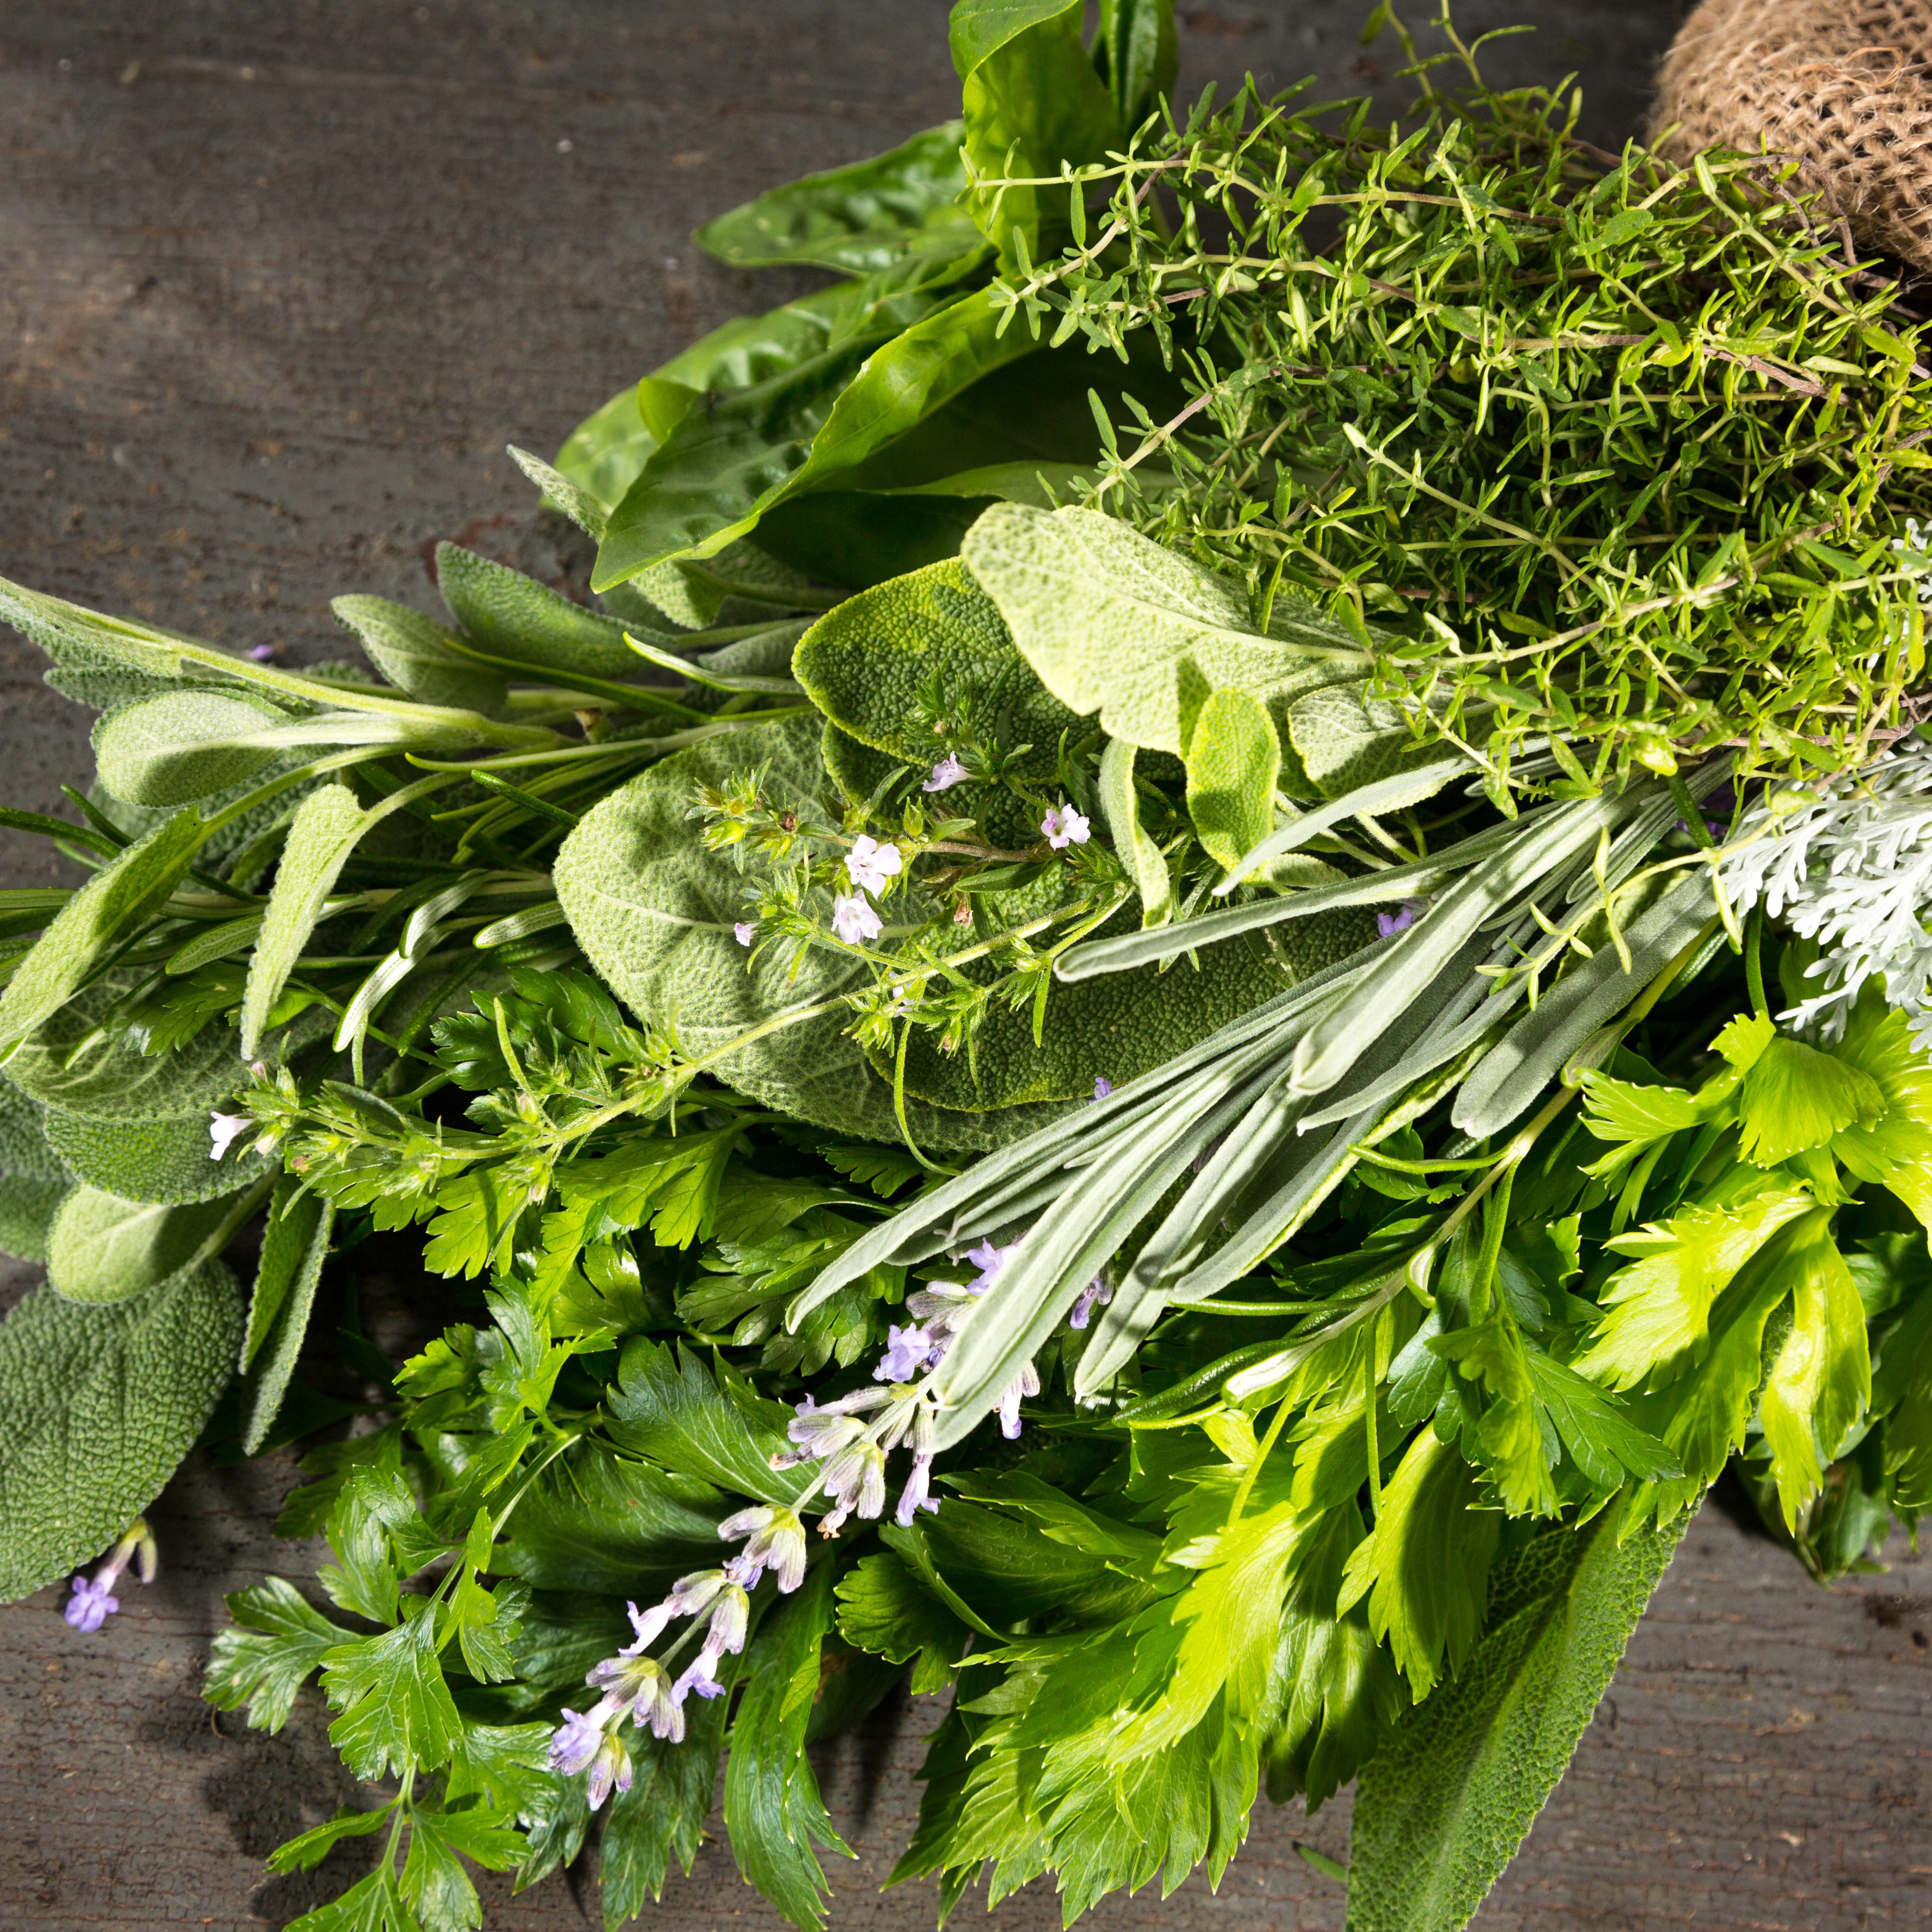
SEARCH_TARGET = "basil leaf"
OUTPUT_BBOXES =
[697,122,975,273]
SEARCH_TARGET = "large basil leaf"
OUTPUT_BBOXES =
[551,715,1028,1149]
[593,286,1037,590]
[554,285,869,511]
[696,121,976,272]
[961,505,1370,754]
[1345,1500,1686,1932]
[0,1262,241,1600]
[952,0,1118,259]
[1095,0,1179,135]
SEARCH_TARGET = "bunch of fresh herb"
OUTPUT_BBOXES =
[1,4,1929,1931]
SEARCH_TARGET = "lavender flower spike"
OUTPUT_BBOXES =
[1377,898,1429,939]
[64,1573,119,1633]
[586,1730,634,1811]
[873,1322,935,1383]
[674,1655,728,1705]
[718,1504,808,1593]
[818,1441,887,1536]
[896,1453,938,1526]
[995,1359,1041,1439]
[548,1705,608,1778]
[1091,1076,1112,1102]
[1069,1273,1113,1331]
[963,1239,1017,1290]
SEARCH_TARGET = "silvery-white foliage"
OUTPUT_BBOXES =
[1720,741,1932,1045]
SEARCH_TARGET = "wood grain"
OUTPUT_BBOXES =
[8,4,1927,1928]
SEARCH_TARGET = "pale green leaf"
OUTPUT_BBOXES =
[91,690,288,806]
[332,595,508,715]
[1185,687,1281,877]
[243,783,367,1056]
[959,504,1367,755]
[46,1184,242,1306]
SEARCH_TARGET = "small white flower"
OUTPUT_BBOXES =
[845,835,903,894]
[1041,802,1090,850]
[208,1113,252,1162]
[923,755,969,792]
[832,893,882,946]
[733,921,756,946]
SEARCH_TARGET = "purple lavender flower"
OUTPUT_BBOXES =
[586,1730,633,1810]
[818,1441,887,1535]
[548,1706,606,1778]
[1069,1274,1113,1331]
[247,642,280,664]
[1090,1077,1112,1103]
[734,921,756,946]
[896,1453,938,1526]
[63,1573,119,1633]
[923,755,968,793]
[963,1240,1017,1291]
[674,1656,728,1704]
[994,1360,1041,1440]
[873,1322,936,1384]
[1377,899,1429,939]
[718,1505,807,1594]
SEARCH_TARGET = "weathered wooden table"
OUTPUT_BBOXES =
[2,4,1928,1927]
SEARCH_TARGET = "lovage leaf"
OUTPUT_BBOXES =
[205,1574,353,1733]
[722,1561,853,1931]
[836,1549,971,1694]
[1736,1035,1883,1167]
[1336,1429,1499,1702]
[320,1608,466,1781]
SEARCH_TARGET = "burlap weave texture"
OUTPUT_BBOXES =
[1653,0,1932,271]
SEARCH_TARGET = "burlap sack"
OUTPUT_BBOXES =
[1652,0,1932,272]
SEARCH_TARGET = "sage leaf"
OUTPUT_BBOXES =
[238,1181,334,1455]
[91,690,288,806]
[46,1183,242,1306]
[434,544,653,681]
[960,504,1368,754]
[1287,680,1441,802]
[1186,688,1281,875]
[0,1261,241,1600]
[241,782,366,1057]
[1345,1500,1685,1932]
[722,1561,852,1932]
[0,810,205,1059]
[0,1076,69,1181]
[45,1106,272,1204]
[553,715,1010,1149]
[331,595,509,715]
[794,556,1078,780]
[697,121,976,273]
[0,1174,69,1262]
